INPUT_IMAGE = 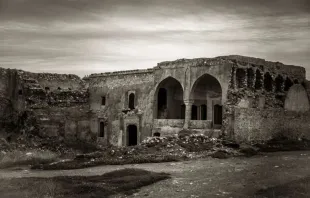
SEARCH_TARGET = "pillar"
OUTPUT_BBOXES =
[183,100,193,129]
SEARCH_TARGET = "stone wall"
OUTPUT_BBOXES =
[0,67,91,142]
[234,108,310,142]
[88,71,154,146]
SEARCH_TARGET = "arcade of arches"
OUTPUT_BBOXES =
[155,75,223,128]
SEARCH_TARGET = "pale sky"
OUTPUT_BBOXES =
[0,0,309,78]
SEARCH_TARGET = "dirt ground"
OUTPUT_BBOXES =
[1,151,310,198]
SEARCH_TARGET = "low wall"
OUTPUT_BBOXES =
[153,119,184,128]
[189,120,212,129]
[234,108,310,142]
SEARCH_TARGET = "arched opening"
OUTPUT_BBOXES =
[200,104,207,120]
[127,125,137,146]
[284,77,293,91]
[294,79,299,84]
[153,132,161,137]
[247,68,254,89]
[155,77,184,119]
[255,70,263,90]
[275,75,284,92]
[190,74,222,124]
[128,93,135,110]
[236,68,246,88]
[213,104,223,125]
[264,72,273,92]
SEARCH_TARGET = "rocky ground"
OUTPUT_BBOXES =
[0,151,310,198]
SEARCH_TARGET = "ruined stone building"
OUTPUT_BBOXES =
[1,55,310,146]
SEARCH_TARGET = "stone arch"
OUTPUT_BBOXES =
[154,77,184,119]
[255,70,263,90]
[285,84,310,112]
[190,73,222,123]
[275,75,284,92]
[264,72,273,92]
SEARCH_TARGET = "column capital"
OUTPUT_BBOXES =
[184,100,194,105]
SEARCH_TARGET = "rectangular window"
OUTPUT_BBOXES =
[99,122,105,137]
[101,96,106,106]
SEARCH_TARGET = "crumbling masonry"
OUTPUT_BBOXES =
[1,55,310,146]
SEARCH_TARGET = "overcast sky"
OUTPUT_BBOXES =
[0,0,309,78]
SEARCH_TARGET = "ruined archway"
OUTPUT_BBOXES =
[275,75,284,92]
[255,70,263,90]
[264,72,273,92]
[127,125,138,146]
[154,77,184,119]
[190,74,222,123]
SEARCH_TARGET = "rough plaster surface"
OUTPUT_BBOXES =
[234,108,310,142]
[285,84,310,112]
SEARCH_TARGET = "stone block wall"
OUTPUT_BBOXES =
[234,108,310,142]
[88,70,155,146]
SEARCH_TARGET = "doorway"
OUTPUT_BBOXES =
[127,125,138,146]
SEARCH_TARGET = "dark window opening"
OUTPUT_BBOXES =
[201,104,207,120]
[236,68,246,88]
[284,77,293,91]
[181,104,185,119]
[230,67,236,89]
[247,68,254,88]
[99,122,105,137]
[191,105,198,120]
[264,72,273,92]
[58,87,61,90]
[157,88,167,119]
[127,125,137,146]
[18,90,23,95]
[101,96,106,106]
[255,70,263,90]
[45,87,50,91]
[294,79,299,84]
[153,132,161,137]
[129,93,135,110]
[213,105,223,125]
[275,75,284,92]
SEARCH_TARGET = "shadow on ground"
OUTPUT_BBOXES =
[255,176,310,198]
[0,168,170,198]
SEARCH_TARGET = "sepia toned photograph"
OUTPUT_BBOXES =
[0,0,309,197]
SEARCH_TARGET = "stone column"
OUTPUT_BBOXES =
[183,100,193,129]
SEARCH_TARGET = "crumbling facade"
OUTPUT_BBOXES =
[1,55,310,145]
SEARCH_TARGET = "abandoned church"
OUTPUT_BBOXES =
[1,55,310,146]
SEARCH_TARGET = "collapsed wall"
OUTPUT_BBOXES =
[0,67,94,142]
[221,56,310,142]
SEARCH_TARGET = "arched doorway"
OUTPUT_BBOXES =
[127,125,137,146]
[155,77,184,119]
[190,74,222,125]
